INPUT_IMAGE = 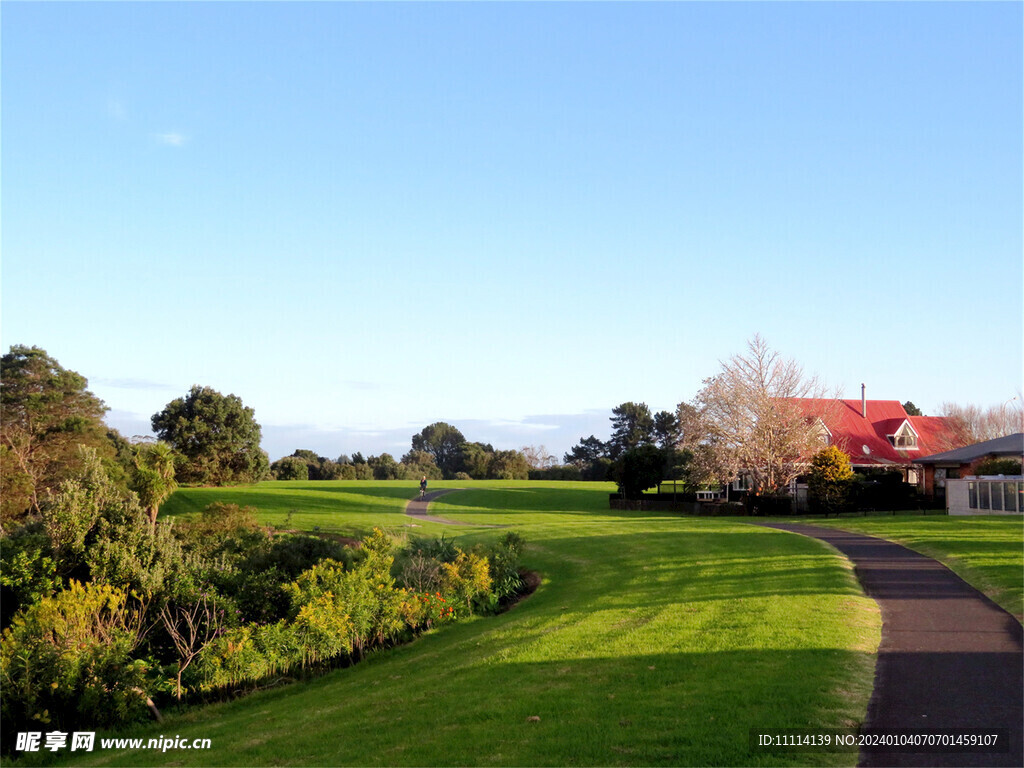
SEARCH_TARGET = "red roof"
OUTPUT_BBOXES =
[784,399,961,467]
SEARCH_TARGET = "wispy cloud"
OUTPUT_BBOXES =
[155,132,188,147]
[93,377,173,391]
[104,410,157,441]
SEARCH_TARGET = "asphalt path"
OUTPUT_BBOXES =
[755,522,1023,767]
[404,489,507,528]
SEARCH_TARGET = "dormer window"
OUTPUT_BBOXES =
[888,421,919,450]
[814,418,832,446]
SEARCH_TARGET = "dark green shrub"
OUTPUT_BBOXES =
[528,466,582,481]
[271,456,309,481]
[228,567,291,624]
[242,533,354,579]
[611,445,667,498]
[395,550,442,593]
[973,457,1022,476]
[482,531,525,605]
[851,470,918,511]
[745,493,793,516]
[409,533,460,563]
[0,530,60,628]
[583,457,613,481]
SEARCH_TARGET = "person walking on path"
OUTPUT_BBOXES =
[419,475,428,499]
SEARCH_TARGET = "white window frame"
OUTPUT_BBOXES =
[888,420,919,450]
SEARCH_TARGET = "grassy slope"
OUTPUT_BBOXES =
[777,515,1024,619]
[64,482,880,767]
[160,481,426,538]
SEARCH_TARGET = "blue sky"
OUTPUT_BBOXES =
[3,2,1021,462]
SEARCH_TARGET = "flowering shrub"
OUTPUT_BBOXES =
[402,591,456,629]
[440,551,493,614]
[0,582,156,739]
[194,529,411,690]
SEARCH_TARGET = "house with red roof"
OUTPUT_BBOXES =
[786,387,962,491]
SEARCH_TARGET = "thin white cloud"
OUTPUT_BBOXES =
[93,377,174,391]
[104,410,156,441]
[155,132,188,147]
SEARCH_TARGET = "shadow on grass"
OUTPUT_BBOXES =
[162,486,416,519]
[521,529,870,606]
[434,487,667,520]
[50,648,877,768]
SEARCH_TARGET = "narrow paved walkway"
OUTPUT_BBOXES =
[404,489,506,527]
[756,522,1022,767]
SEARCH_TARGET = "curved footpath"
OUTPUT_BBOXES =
[404,489,506,527]
[404,489,469,524]
[754,522,1023,767]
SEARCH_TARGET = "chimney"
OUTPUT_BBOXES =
[861,384,867,418]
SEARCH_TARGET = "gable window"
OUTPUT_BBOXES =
[814,419,832,446]
[888,422,919,450]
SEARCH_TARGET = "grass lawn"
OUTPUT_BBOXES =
[774,514,1024,619]
[162,480,442,538]
[56,482,880,766]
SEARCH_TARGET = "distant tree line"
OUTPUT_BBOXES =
[270,423,541,482]
[5,340,1020,524]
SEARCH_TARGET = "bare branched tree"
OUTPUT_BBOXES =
[693,335,838,494]
[159,594,225,700]
[397,551,442,593]
[520,445,556,470]
[939,398,1024,445]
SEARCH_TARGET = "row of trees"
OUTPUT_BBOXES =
[1,347,272,531]
[5,341,1020,521]
[1,346,560,533]
[271,424,536,482]
[938,400,1023,444]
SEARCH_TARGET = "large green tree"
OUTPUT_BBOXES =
[652,410,682,451]
[151,386,269,485]
[488,450,530,480]
[612,444,667,498]
[563,435,607,466]
[399,450,443,480]
[458,442,495,479]
[411,422,466,478]
[608,402,655,459]
[270,456,310,481]
[902,401,923,417]
[1,345,112,526]
[369,453,400,480]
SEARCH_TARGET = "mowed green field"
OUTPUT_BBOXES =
[160,481,426,538]
[63,481,882,767]
[780,514,1024,619]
